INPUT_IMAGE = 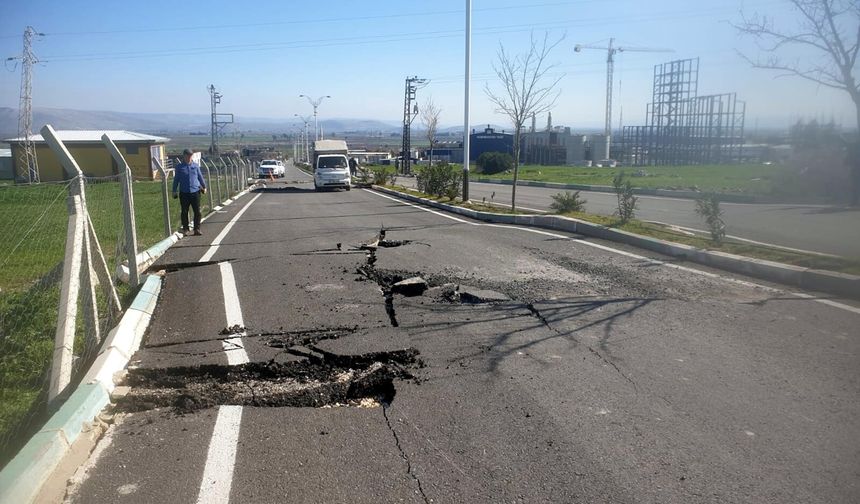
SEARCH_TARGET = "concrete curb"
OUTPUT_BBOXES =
[473,177,762,203]
[0,186,265,503]
[372,186,860,299]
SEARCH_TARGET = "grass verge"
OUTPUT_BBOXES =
[380,184,860,275]
[0,179,187,466]
[471,163,781,195]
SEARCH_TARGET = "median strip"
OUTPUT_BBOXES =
[368,185,860,302]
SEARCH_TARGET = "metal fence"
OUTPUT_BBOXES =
[0,126,258,467]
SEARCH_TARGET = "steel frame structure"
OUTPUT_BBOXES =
[622,58,745,165]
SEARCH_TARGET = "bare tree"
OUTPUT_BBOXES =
[734,0,860,204]
[421,97,441,166]
[485,32,564,211]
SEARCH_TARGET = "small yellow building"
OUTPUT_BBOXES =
[4,130,170,182]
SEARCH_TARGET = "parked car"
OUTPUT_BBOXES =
[258,159,285,178]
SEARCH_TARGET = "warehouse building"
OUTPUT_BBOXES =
[4,130,169,182]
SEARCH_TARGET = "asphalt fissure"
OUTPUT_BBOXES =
[117,347,420,413]
[382,404,431,504]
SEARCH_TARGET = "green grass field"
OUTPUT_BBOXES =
[471,163,784,195]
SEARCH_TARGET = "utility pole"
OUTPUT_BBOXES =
[401,76,427,175]
[299,94,331,141]
[208,84,234,155]
[574,38,672,160]
[7,26,44,183]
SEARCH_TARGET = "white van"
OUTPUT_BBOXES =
[312,140,351,191]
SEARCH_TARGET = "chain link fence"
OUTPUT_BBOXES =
[0,133,257,467]
[0,181,72,465]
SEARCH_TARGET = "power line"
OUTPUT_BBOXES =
[8,1,608,37]
[36,3,775,64]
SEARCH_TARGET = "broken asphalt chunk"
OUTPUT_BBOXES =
[391,276,429,296]
[458,286,510,304]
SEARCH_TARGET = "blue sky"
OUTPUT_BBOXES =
[0,0,855,130]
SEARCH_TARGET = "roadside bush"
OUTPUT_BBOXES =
[370,166,397,186]
[476,152,514,175]
[695,193,726,244]
[416,161,461,199]
[549,191,587,213]
[613,171,638,223]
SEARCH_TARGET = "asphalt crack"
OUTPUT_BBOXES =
[117,348,421,413]
[525,303,638,392]
[383,404,430,504]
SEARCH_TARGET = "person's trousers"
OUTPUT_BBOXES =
[179,191,201,230]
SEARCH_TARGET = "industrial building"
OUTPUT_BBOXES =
[4,130,169,182]
[422,126,611,167]
[421,126,518,164]
[469,126,516,161]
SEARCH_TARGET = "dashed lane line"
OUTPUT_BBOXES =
[196,405,243,504]
[200,193,262,263]
[218,261,250,365]
[364,189,860,316]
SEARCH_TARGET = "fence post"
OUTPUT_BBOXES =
[232,158,240,191]
[208,159,223,205]
[154,157,172,237]
[80,221,101,359]
[86,214,122,316]
[201,159,215,211]
[102,134,140,287]
[49,193,85,402]
[228,158,236,196]
[238,158,246,186]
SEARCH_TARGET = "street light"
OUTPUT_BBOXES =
[299,94,331,141]
[295,114,312,163]
[462,0,472,201]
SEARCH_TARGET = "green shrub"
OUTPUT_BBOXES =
[613,171,638,223]
[549,191,587,213]
[370,166,397,186]
[416,161,462,199]
[476,152,514,175]
[695,193,726,243]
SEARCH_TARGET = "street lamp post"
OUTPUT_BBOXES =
[299,94,331,141]
[295,114,312,164]
[462,0,472,202]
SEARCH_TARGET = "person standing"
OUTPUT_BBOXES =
[172,149,207,235]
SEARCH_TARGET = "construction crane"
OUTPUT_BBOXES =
[574,38,673,160]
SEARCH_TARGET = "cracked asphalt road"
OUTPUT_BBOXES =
[66,163,860,504]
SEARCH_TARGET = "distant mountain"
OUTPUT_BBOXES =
[0,107,402,139]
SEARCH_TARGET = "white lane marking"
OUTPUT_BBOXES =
[200,193,263,263]
[644,221,841,258]
[196,405,243,504]
[219,261,250,365]
[364,189,477,225]
[367,189,860,315]
[792,292,860,315]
